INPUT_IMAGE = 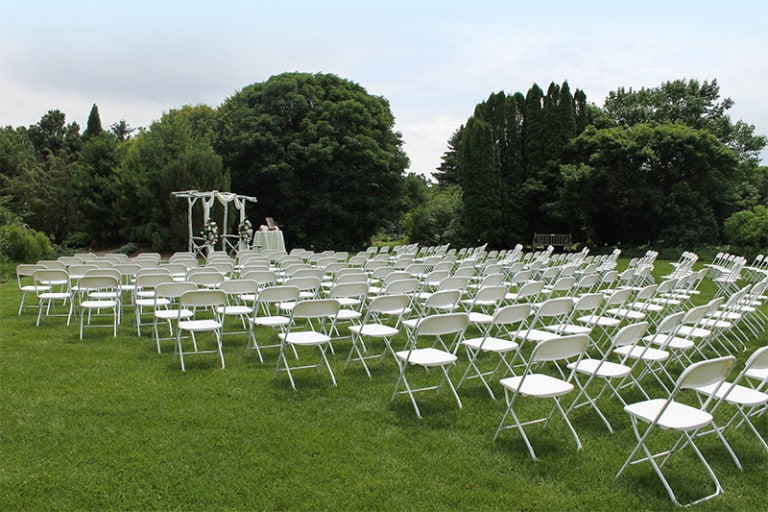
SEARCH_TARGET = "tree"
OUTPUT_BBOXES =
[71,131,123,244]
[460,117,504,247]
[433,126,464,186]
[216,72,409,251]
[559,123,739,246]
[723,205,768,249]
[114,105,228,250]
[83,104,103,140]
[402,185,462,246]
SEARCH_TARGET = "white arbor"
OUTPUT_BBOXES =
[173,190,257,256]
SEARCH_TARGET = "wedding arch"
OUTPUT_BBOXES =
[172,190,258,256]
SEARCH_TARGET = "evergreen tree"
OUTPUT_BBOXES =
[434,126,463,186]
[83,104,103,139]
[460,117,503,247]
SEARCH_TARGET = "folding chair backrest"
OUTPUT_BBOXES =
[654,311,685,334]
[635,284,658,300]
[573,292,604,313]
[424,289,461,309]
[78,275,119,291]
[34,269,69,286]
[180,289,227,309]
[368,294,410,315]
[291,298,340,319]
[516,280,544,300]
[681,303,709,326]
[494,303,532,326]
[438,276,469,291]
[415,312,469,337]
[330,281,369,300]
[678,356,736,391]
[473,285,508,303]
[536,297,573,318]
[605,288,632,306]
[384,278,420,295]
[284,276,322,292]
[241,269,277,287]
[744,346,768,374]
[219,279,259,296]
[612,321,649,348]
[258,285,300,305]
[156,282,197,300]
[532,334,589,362]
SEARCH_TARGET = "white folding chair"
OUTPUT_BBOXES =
[246,285,300,363]
[133,273,174,336]
[16,264,48,315]
[33,269,73,326]
[74,274,121,339]
[692,346,768,461]
[345,294,410,378]
[327,281,369,344]
[216,279,259,339]
[153,282,197,353]
[565,321,650,433]
[174,289,227,371]
[493,334,590,459]
[392,312,469,418]
[457,303,532,399]
[274,298,340,390]
[616,356,737,507]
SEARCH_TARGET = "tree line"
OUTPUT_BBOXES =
[1,73,766,261]
[409,79,767,251]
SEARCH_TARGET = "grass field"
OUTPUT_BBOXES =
[1,260,766,511]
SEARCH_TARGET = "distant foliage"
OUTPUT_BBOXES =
[0,224,55,263]
[724,205,768,249]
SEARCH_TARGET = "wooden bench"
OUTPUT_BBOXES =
[532,233,572,248]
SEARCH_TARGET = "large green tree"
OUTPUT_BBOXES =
[114,105,228,250]
[216,72,409,251]
[460,117,504,247]
[559,123,739,246]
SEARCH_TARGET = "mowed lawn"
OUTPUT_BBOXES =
[1,260,766,511]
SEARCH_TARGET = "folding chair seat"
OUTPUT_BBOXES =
[75,275,121,339]
[246,285,300,362]
[133,273,174,336]
[565,322,650,433]
[345,294,410,378]
[274,298,341,390]
[33,269,73,326]
[16,264,48,315]
[392,312,469,418]
[175,289,227,371]
[216,279,260,340]
[152,282,197,353]
[457,304,532,399]
[493,334,590,459]
[692,346,768,466]
[616,356,737,507]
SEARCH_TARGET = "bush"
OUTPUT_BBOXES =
[0,224,56,263]
[723,206,768,250]
[63,232,92,249]
[115,242,139,255]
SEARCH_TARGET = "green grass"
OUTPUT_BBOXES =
[1,260,766,511]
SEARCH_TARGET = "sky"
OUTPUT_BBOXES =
[2,0,767,178]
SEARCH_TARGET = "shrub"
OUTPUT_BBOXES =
[115,242,139,255]
[723,206,768,249]
[63,232,92,249]
[0,224,56,263]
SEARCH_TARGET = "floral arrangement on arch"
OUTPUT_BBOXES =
[201,220,219,246]
[238,219,254,245]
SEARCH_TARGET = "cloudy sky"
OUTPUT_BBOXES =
[2,0,766,176]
